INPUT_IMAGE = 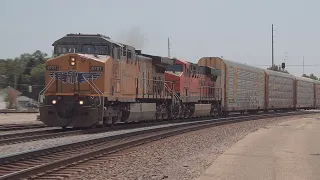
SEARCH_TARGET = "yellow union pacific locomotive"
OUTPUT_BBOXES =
[39,33,180,128]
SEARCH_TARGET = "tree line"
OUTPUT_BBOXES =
[0,50,48,101]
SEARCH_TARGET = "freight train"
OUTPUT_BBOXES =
[38,33,320,128]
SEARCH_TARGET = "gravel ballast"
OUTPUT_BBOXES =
[0,113,48,136]
[0,113,40,125]
[66,113,318,180]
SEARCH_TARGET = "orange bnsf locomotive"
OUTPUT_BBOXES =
[39,34,222,128]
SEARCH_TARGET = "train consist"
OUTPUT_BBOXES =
[39,33,320,128]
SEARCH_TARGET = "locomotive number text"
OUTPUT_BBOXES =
[46,65,58,71]
[91,66,103,71]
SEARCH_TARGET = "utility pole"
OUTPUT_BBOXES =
[272,24,274,67]
[168,37,171,58]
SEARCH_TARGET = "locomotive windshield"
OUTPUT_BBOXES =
[52,34,117,57]
[166,64,183,72]
[81,45,109,55]
[54,45,109,56]
[55,45,77,54]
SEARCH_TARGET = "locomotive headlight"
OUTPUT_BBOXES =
[79,100,84,105]
[52,100,57,104]
[70,57,76,66]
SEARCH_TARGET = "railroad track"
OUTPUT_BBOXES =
[0,111,295,146]
[0,129,84,146]
[0,113,232,146]
[0,110,317,180]
[0,111,39,114]
[0,124,47,131]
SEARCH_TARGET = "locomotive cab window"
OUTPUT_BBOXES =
[82,45,95,54]
[81,45,109,55]
[166,64,183,72]
[94,46,109,55]
[54,45,78,55]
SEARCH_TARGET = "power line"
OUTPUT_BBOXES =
[252,64,319,67]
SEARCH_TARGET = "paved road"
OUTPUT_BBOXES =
[195,116,320,180]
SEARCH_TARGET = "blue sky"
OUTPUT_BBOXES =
[0,0,319,76]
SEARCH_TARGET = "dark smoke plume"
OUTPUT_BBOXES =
[118,26,147,49]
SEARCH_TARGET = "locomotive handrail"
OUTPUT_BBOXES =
[164,82,182,118]
[82,75,103,107]
[164,82,181,104]
[89,75,104,96]
[164,83,178,98]
[38,73,57,105]
[134,77,175,98]
[82,75,104,120]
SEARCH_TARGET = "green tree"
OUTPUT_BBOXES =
[1,58,23,89]
[30,63,46,83]
[0,59,5,73]
[0,59,7,88]
[1,50,49,100]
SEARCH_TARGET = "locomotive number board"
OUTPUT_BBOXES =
[46,65,58,71]
[90,66,104,71]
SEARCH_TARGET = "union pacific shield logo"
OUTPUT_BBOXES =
[67,70,78,84]
[48,70,102,84]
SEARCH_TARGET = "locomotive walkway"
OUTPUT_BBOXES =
[196,116,320,180]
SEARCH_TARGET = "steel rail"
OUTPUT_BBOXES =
[0,129,83,146]
[0,124,47,131]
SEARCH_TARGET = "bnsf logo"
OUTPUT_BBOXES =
[91,66,103,71]
[46,65,58,71]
